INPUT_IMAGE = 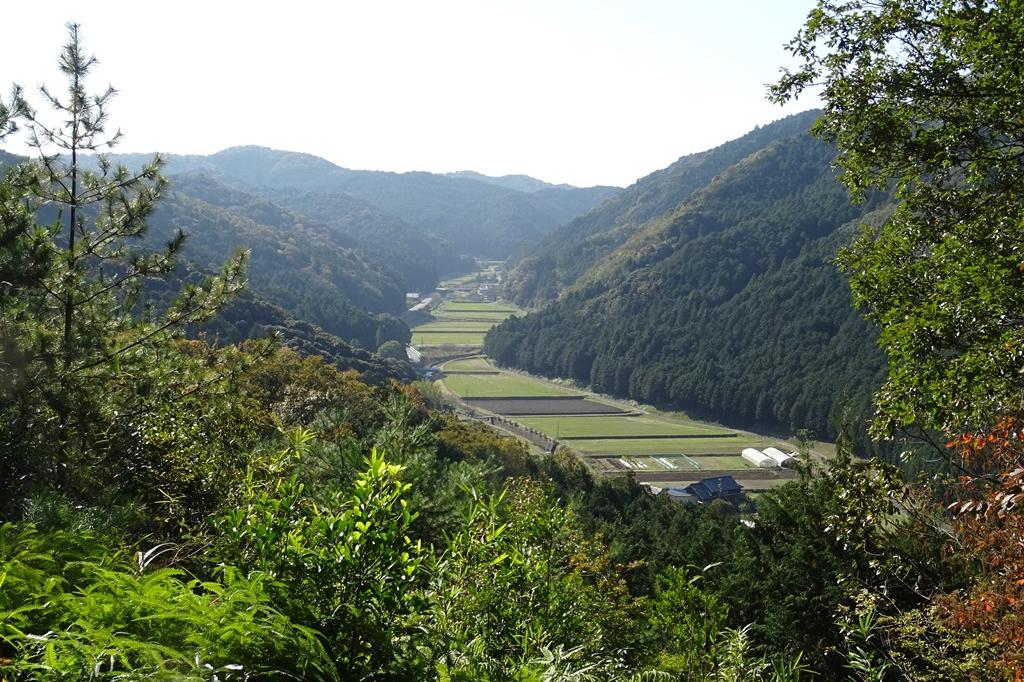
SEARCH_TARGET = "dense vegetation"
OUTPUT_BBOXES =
[3,6,1024,679]
[151,177,411,349]
[488,128,888,439]
[502,110,821,306]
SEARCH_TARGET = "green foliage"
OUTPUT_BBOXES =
[376,339,408,361]
[713,453,953,678]
[869,604,995,680]
[144,174,412,349]
[424,478,639,680]
[0,523,333,680]
[259,185,476,291]
[214,435,425,679]
[3,19,1006,682]
[772,0,1024,437]
[646,567,729,678]
[0,26,253,515]
[202,291,415,383]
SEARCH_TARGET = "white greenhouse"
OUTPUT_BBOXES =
[741,447,774,468]
[762,447,795,468]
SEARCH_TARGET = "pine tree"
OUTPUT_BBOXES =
[1,24,249,506]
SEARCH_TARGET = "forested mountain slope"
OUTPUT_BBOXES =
[113,147,620,258]
[502,110,822,304]
[44,152,422,348]
[257,186,474,288]
[143,175,411,349]
[486,130,889,438]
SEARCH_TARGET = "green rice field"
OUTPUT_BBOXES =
[439,301,521,313]
[411,299,521,347]
[515,415,733,439]
[442,357,495,371]
[569,435,765,456]
[439,273,490,287]
[442,373,581,398]
[413,320,495,332]
[411,331,487,346]
[436,310,517,321]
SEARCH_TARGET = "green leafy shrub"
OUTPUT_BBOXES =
[214,431,425,679]
[0,522,333,680]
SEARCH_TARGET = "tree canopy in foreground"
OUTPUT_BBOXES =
[773,0,1024,437]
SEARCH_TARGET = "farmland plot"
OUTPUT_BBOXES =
[514,415,732,439]
[464,396,628,415]
[569,435,764,456]
[444,373,581,398]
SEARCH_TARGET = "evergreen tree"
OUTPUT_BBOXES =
[1,24,247,508]
[772,0,1024,438]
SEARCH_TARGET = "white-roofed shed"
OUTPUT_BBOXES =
[762,447,795,467]
[741,447,774,468]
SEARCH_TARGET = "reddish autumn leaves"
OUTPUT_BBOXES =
[942,418,1024,675]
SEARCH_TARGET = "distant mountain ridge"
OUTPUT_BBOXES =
[143,175,412,349]
[444,170,575,193]
[108,146,621,258]
[486,112,889,439]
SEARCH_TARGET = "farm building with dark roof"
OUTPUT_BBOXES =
[655,475,745,505]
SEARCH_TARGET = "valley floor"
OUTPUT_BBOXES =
[408,268,809,491]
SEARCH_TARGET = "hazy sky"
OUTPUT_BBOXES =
[1,1,820,188]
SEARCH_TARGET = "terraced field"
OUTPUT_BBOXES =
[441,302,521,313]
[594,455,752,472]
[515,415,732,439]
[423,287,800,483]
[411,331,488,345]
[436,310,519,321]
[442,357,496,371]
[410,300,522,348]
[413,320,495,332]
[465,397,628,415]
[568,435,764,456]
[444,373,581,398]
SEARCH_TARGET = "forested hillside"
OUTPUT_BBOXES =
[257,186,474,289]
[502,110,821,305]
[146,176,410,349]
[487,128,889,438]
[113,146,620,258]
[7,150,413,351]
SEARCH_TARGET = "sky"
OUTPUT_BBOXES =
[1,1,821,188]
